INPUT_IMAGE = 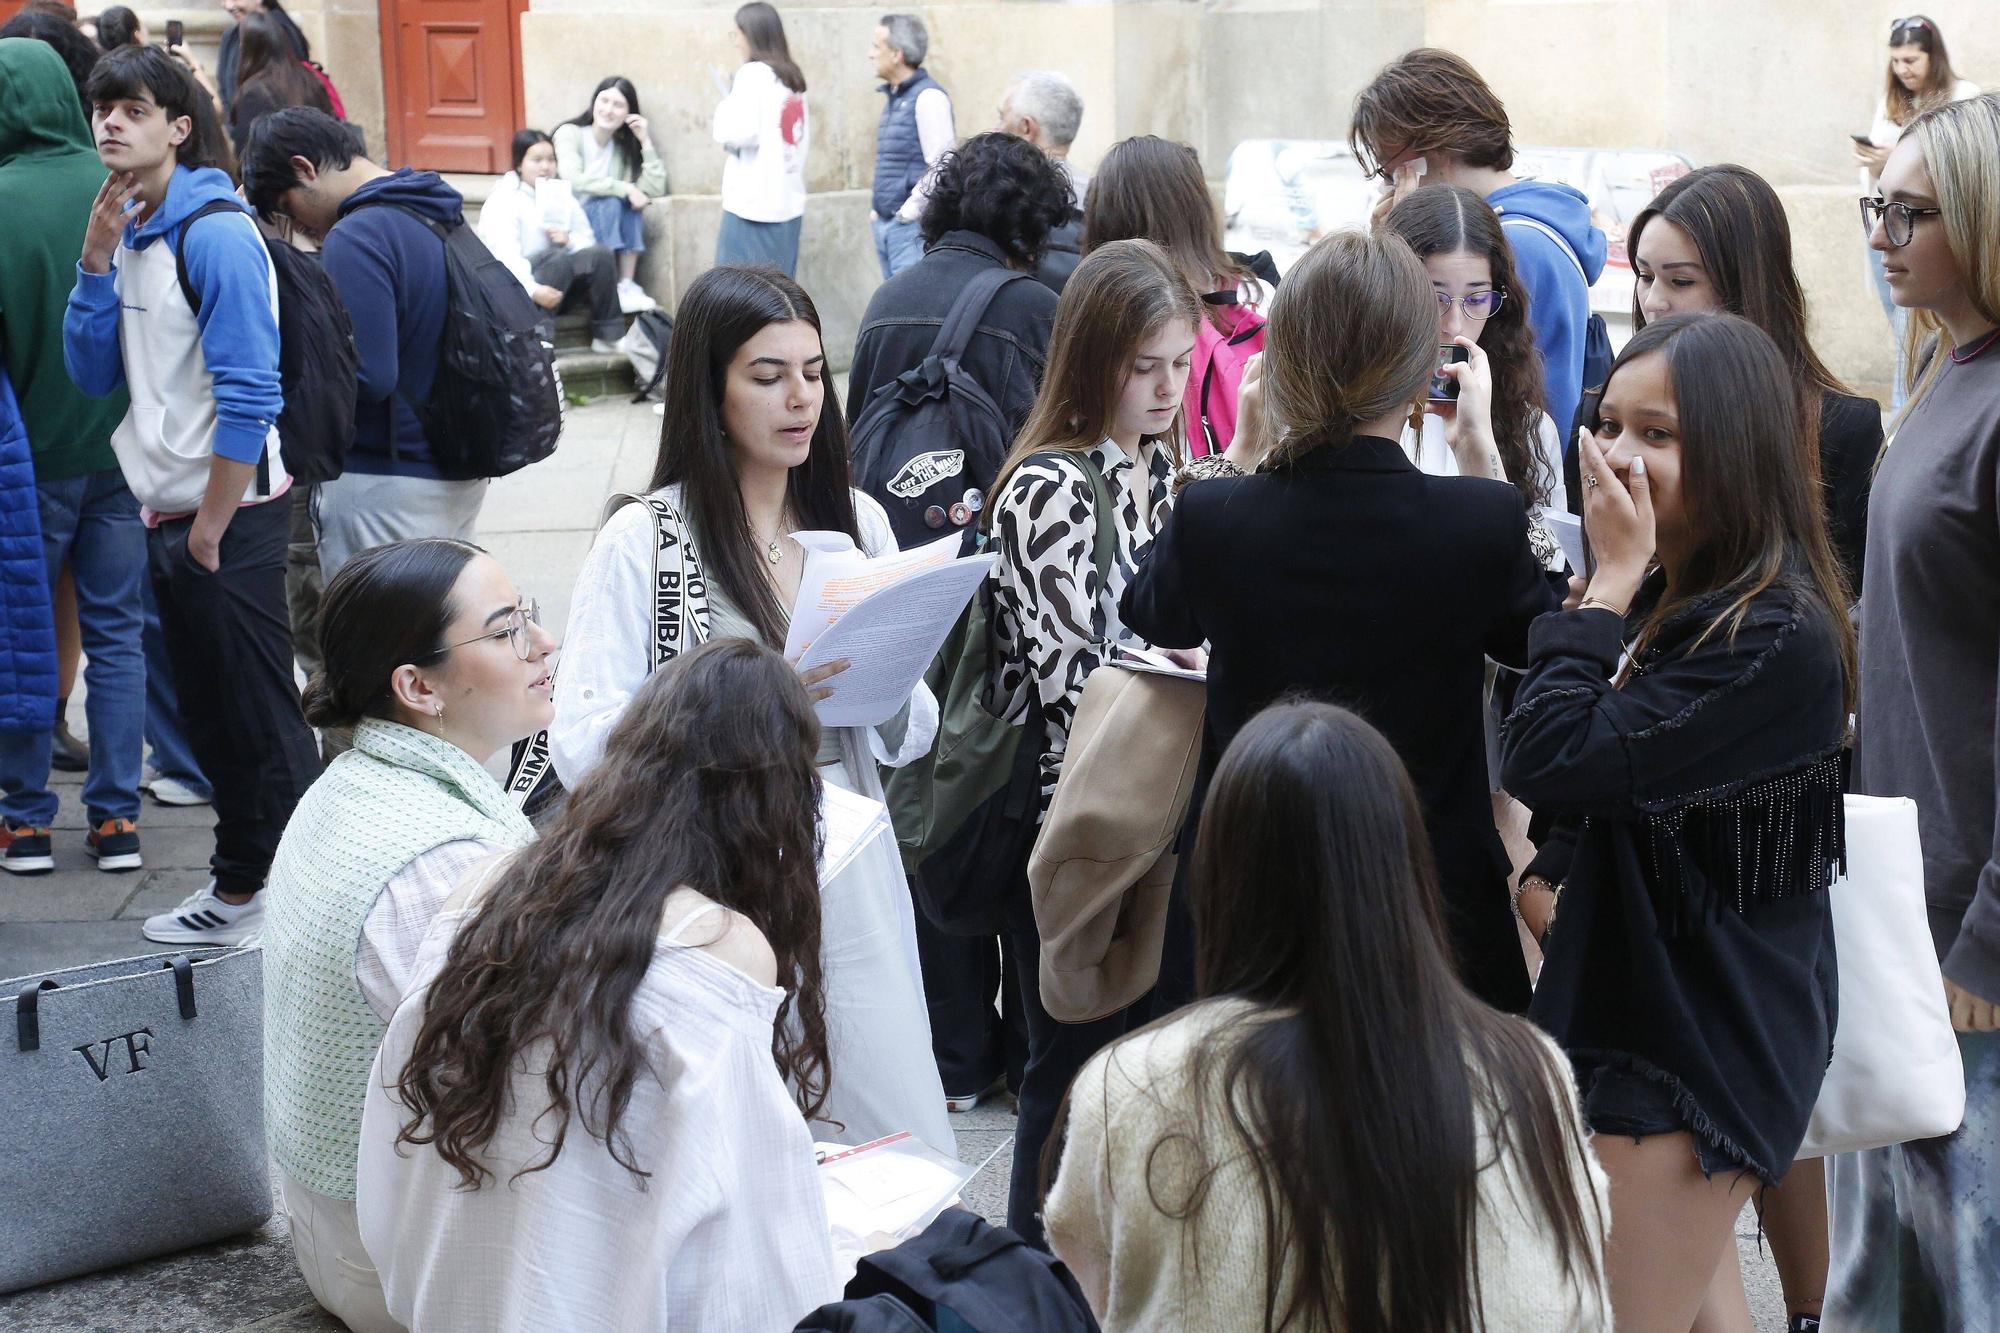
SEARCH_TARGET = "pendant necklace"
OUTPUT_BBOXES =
[758,508,791,565]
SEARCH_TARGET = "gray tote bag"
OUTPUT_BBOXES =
[1,946,272,1293]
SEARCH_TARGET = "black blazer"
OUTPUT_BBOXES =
[1122,436,1560,1011]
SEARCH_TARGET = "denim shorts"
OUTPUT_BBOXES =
[1577,1060,1745,1180]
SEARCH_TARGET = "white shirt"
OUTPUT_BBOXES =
[354,837,499,1022]
[713,61,809,224]
[1863,80,1982,187]
[893,85,955,222]
[474,172,599,295]
[358,891,841,1331]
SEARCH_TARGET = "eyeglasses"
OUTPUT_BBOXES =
[1859,197,1942,248]
[1436,289,1506,319]
[421,599,543,663]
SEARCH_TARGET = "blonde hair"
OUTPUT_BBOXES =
[1260,229,1436,465]
[1895,93,2000,427]
[988,239,1202,507]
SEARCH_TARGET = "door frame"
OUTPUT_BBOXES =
[377,0,530,170]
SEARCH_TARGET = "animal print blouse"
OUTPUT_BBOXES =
[989,438,1177,818]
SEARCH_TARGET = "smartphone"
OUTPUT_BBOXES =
[1427,344,1469,402]
[1850,133,1875,146]
[165,18,183,46]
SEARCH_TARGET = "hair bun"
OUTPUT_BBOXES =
[298,672,354,730]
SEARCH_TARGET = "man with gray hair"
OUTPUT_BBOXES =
[869,13,953,277]
[999,70,1087,291]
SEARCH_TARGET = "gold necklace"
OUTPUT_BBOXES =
[754,509,790,565]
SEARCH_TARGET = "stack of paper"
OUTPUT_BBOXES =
[782,530,995,728]
[818,1131,975,1283]
[534,178,574,228]
[818,783,891,886]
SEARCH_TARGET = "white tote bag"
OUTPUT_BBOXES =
[1795,794,1966,1158]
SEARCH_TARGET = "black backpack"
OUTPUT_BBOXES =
[849,267,1030,553]
[792,1209,1098,1333]
[348,201,563,480]
[175,198,357,486]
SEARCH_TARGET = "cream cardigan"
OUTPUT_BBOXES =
[1044,997,1614,1331]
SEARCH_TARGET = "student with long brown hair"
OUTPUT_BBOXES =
[1124,227,1556,1017]
[1046,702,1611,1332]
[1502,312,1852,1332]
[549,263,951,1155]
[225,9,330,155]
[1082,135,1266,456]
[985,237,1206,1246]
[1629,163,1879,590]
[358,639,841,1331]
[711,1,809,274]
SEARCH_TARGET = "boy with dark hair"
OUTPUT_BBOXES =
[242,106,483,579]
[63,44,320,943]
[1351,47,1608,442]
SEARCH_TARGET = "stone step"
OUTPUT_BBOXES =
[556,348,635,401]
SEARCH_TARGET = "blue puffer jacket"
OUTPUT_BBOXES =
[0,364,55,734]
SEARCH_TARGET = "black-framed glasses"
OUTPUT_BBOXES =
[421,599,542,663]
[1436,289,1506,319]
[1859,197,1942,248]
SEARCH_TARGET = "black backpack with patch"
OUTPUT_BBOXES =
[175,199,358,486]
[348,201,563,480]
[849,267,1029,553]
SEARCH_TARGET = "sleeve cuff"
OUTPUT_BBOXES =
[1943,914,2000,1006]
[72,263,120,301]
[212,420,273,465]
[1527,607,1626,672]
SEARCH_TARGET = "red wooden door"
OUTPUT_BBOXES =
[380,0,526,172]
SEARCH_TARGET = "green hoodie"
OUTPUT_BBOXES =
[0,38,126,480]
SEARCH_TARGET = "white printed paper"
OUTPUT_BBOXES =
[818,783,890,886]
[1546,510,1587,575]
[783,531,993,729]
[1112,643,1207,682]
[534,178,574,229]
[818,1132,976,1283]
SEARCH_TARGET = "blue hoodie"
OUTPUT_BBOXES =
[320,168,465,477]
[64,164,283,475]
[1488,179,1607,448]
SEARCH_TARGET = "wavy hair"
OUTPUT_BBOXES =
[1259,228,1436,465]
[392,638,832,1188]
[1057,703,1606,1331]
[1384,185,1554,507]
[1350,47,1515,178]
[648,264,859,648]
[1594,314,1856,709]
[1082,136,1260,328]
[986,238,1202,507]
[918,130,1074,266]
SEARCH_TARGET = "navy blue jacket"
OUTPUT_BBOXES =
[871,68,943,219]
[320,169,463,477]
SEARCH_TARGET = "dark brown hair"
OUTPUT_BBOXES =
[1082,135,1259,329]
[300,538,482,730]
[987,238,1202,507]
[393,637,832,1188]
[1350,48,1515,178]
[232,10,329,118]
[649,264,859,648]
[1593,313,1856,709]
[1058,702,1606,1331]
[1630,164,1850,449]
[1385,185,1554,507]
[1885,15,1961,127]
[735,2,804,94]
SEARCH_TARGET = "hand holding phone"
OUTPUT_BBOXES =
[1427,344,1470,403]
[166,19,184,47]
[1849,132,1875,146]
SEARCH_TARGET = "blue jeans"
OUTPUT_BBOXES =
[143,577,210,798]
[0,470,145,824]
[872,214,925,278]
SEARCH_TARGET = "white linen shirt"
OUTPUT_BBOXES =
[354,837,499,1022]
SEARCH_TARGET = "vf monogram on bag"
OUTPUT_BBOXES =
[75,1028,154,1081]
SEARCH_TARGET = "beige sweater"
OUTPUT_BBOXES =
[1044,998,1614,1331]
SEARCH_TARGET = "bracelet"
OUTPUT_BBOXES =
[1512,875,1559,921]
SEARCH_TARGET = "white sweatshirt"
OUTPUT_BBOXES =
[475,172,599,295]
[712,61,809,224]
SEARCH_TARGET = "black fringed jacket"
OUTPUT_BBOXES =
[1501,574,1847,1183]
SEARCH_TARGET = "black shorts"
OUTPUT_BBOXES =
[1577,1060,1747,1180]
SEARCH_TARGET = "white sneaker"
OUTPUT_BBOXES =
[143,772,211,807]
[652,402,665,416]
[590,337,624,356]
[616,281,657,314]
[143,882,265,945]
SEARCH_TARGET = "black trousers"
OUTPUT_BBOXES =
[531,244,622,344]
[148,500,322,897]
[1004,873,1198,1250]
[914,910,1026,1098]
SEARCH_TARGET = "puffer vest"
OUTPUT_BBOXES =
[871,68,944,218]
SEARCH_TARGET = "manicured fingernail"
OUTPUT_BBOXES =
[1632,458,1646,476]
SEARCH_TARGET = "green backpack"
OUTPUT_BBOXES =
[886,451,1116,935]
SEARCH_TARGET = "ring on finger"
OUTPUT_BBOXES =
[1584,473,1600,488]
